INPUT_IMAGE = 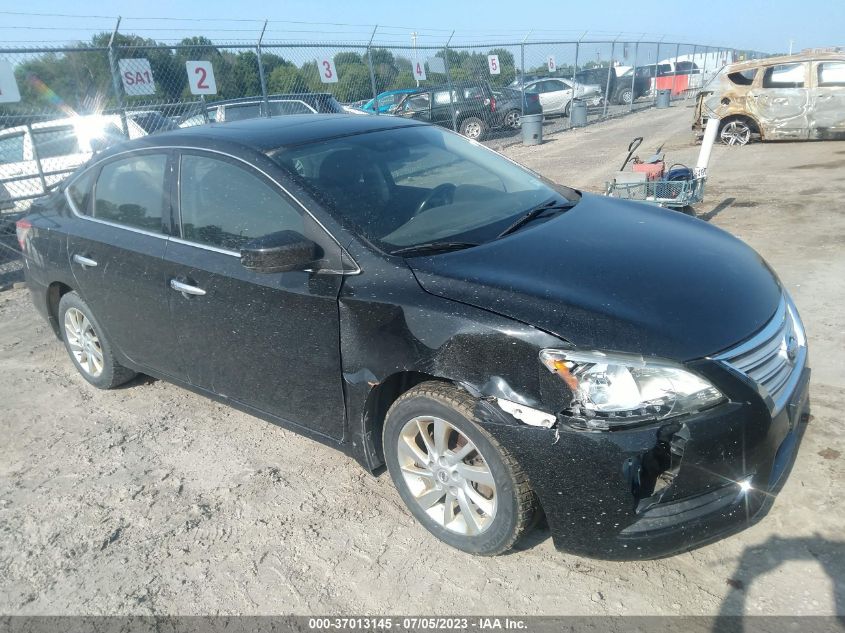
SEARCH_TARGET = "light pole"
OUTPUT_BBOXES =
[412,31,419,86]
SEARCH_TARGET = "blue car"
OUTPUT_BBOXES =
[360,89,420,114]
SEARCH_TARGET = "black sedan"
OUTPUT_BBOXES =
[16,115,810,559]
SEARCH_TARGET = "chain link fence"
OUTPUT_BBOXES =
[1,26,769,222]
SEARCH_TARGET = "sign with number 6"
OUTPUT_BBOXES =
[547,56,556,73]
[0,59,21,103]
[318,57,339,84]
[413,60,427,81]
[186,61,217,95]
[487,55,500,75]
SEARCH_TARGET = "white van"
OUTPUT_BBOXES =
[0,114,145,211]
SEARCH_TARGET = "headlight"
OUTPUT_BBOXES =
[539,349,725,430]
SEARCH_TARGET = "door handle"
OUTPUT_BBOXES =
[72,253,98,269]
[170,278,206,297]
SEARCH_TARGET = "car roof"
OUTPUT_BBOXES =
[95,114,427,157]
[726,51,844,72]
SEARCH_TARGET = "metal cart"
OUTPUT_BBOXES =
[605,174,707,209]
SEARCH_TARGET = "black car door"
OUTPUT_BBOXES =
[63,150,184,378]
[163,149,347,439]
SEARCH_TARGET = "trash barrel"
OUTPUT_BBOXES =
[656,89,671,109]
[521,113,543,146]
[570,98,587,127]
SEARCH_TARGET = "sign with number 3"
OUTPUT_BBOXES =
[318,57,339,84]
[186,61,217,95]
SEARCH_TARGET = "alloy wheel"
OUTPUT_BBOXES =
[64,307,104,377]
[463,122,482,139]
[720,120,752,146]
[504,111,520,128]
[397,415,497,535]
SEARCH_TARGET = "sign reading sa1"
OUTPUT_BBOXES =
[318,57,338,84]
[186,61,217,95]
[0,59,22,103]
[487,54,500,75]
[118,58,156,96]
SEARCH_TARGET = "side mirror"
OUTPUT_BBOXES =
[240,230,321,273]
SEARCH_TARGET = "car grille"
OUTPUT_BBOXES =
[714,296,806,415]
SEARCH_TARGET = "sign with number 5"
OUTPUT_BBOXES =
[487,54,500,75]
[318,57,339,84]
[186,61,217,95]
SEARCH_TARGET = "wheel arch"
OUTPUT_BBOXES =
[46,281,75,339]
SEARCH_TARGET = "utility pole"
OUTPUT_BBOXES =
[788,39,794,54]
[411,32,419,87]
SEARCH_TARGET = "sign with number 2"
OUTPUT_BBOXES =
[186,61,217,95]
[319,57,339,84]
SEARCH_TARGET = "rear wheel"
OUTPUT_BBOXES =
[58,291,136,389]
[719,118,753,146]
[459,117,487,141]
[383,382,536,555]
[503,109,521,129]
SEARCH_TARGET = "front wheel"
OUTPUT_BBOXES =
[459,117,487,141]
[383,382,536,555]
[617,88,633,105]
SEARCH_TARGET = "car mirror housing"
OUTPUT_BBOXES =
[240,230,321,274]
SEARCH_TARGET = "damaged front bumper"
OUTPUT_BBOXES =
[477,363,811,560]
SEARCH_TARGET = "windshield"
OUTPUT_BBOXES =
[269,125,577,251]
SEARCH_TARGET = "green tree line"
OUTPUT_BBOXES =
[4,33,522,117]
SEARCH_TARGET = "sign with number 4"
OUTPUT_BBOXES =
[318,57,338,84]
[186,61,217,95]
[413,60,427,81]
[487,55,500,75]
[547,56,556,72]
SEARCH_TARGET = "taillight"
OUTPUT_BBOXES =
[15,218,31,251]
[490,96,496,112]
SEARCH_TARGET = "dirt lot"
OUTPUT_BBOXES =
[1,104,843,616]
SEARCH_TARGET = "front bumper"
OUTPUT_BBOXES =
[477,362,811,560]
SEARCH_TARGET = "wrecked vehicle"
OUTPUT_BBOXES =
[693,51,845,145]
[17,115,810,559]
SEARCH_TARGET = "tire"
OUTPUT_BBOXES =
[719,117,753,146]
[58,291,136,389]
[383,381,536,556]
[564,101,572,117]
[616,87,633,105]
[502,109,521,129]
[459,117,488,141]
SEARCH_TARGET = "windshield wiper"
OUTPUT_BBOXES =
[390,241,479,257]
[496,199,576,239]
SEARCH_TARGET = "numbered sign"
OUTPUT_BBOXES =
[427,57,445,74]
[487,54,500,75]
[186,61,217,95]
[118,58,156,96]
[318,57,338,84]
[547,56,556,73]
[413,60,427,81]
[0,60,21,104]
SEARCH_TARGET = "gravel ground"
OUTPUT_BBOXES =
[0,104,843,616]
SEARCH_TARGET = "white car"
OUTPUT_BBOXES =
[0,114,145,211]
[522,78,603,117]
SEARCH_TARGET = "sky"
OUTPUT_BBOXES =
[0,0,843,54]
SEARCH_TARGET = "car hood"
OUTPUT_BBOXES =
[408,193,782,361]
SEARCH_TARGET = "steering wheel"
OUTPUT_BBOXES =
[416,183,457,215]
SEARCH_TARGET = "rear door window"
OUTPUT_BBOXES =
[32,126,81,159]
[0,133,26,164]
[762,63,805,88]
[818,61,845,87]
[178,153,304,251]
[93,153,168,233]
[268,100,316,116]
